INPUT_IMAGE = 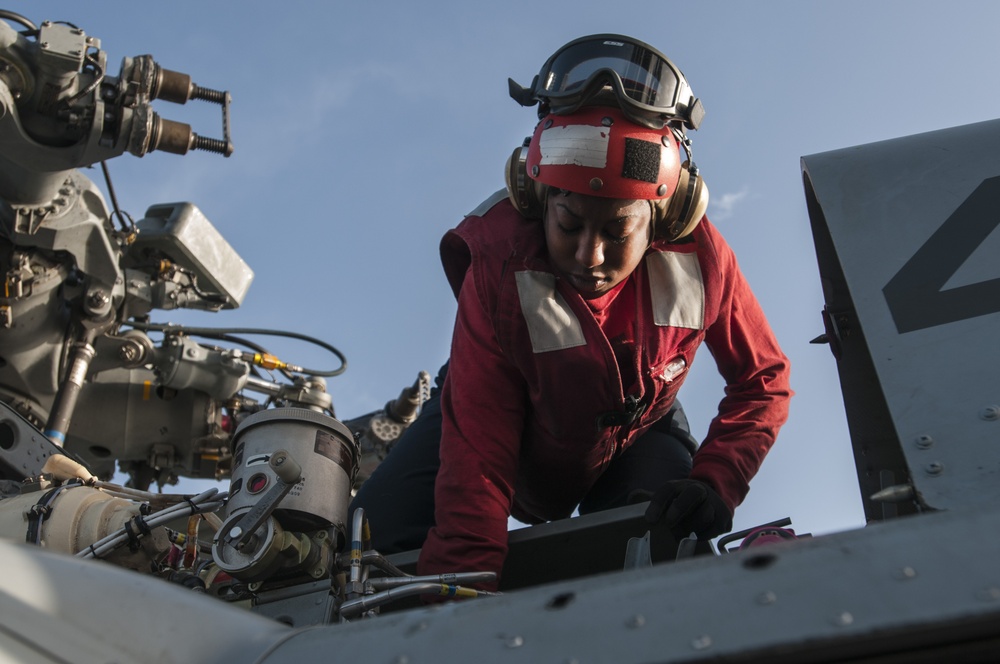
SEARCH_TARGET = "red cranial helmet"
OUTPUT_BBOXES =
[525,105,682,200]
[506,105,708,241]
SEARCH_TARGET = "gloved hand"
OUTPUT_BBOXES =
[643,479,733,539]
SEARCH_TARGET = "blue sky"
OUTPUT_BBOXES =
[10,1,1000,537]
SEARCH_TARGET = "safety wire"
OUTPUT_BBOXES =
[99,161,138,239]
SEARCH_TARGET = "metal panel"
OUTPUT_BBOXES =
[0,400,67,481]
[271,506,1000,663]
[801,118,1000,513]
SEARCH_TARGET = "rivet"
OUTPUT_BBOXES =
[589,177,603,191]
[662,136,671,147]
[626,614,645,628]
[503,635,524,649]
[757,591,777,605]
[925,461,944,476]
[691,635,712,650]
[895,566,917,580]
[531,165,539,177]
[657,184,668,196]
[544,119,553,129]
[914,435,934,449]
[979,405,1000,421]
[405,621,428,636]
[832,611,854,626]
[601,116,614,127]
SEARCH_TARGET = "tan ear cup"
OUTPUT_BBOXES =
[655,161,709,241]
[505,141,547,219]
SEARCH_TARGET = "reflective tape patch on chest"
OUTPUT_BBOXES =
[515,270,587,352]
[646,252,705,329]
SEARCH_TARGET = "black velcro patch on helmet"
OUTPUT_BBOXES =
[622,138,661,184]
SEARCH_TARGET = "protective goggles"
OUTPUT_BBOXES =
[510,34,704,130]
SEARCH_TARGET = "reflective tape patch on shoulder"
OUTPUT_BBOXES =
[515,270,587,353]
[538,125,609,168]
[467,188,510,218]
[646,252,705,329]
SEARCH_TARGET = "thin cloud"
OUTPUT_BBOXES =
[709,186,750,221]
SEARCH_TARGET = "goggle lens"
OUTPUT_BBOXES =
[538,39,682,112]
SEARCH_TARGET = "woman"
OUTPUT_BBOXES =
[352,35,791,589]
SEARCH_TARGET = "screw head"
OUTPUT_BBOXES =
[980,405,1000,421]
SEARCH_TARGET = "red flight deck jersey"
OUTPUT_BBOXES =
[418,192,791,586]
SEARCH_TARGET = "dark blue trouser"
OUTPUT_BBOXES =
[349,362,697,553]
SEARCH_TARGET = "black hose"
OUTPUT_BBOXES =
[128,322,347,377]
[0,10,37,32]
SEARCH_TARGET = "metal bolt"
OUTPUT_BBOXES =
[979,405,1000,421]
[228,526,243,539]
[895,566,917,580]
[914,434,934,449]
[925,461,944,476]
[119,344,139,363]
[601,116,614,127]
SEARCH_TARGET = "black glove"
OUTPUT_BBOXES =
[643,479,733,539]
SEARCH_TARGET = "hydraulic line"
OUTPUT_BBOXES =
[78,488,225,559]
[339,581,501,618]
[128,322,347,377]
[44,332,97,445]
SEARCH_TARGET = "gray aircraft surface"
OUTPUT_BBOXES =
[1,9,998,662]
